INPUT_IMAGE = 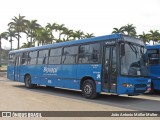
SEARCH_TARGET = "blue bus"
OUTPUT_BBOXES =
[147,44,160,92]
[7,34,150,98]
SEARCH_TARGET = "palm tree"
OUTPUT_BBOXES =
[46,22,58,33]
[149,30,160,45]
[8,14,28,49]
[122,24,137,36]
[4,29,20,50]
[56,24,65,41]
[61,27,73,41]
[25,20,41,47]
[84,33,94,38]
[35,27,53,45]
[112,27,124,34]
[139,32,150,44]
[46,22,58,42]
[21,42,34,48]
[75,30,84,39]
[0,32,8,66]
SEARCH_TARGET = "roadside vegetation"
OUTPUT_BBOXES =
[0,14,160,69]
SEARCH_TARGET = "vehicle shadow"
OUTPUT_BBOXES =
[144,90,160,96]
[13,84,160,111]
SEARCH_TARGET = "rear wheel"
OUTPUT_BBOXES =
[82,79,97,99]
[24,75,35,89]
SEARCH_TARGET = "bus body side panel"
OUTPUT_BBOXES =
[117,76,149,95]
[77,64,102,92]
[149,65,160,90]
[150,65,160,78]
[19,65,41,84]
[44,65,61,87]
[36,65,48,85]
[152,79,160,90]
[7,65,15,80]
[58,64,79,89]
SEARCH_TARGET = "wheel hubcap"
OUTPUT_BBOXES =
[84,84,92,95]
[25,77,30,87]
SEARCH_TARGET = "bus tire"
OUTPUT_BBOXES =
[82,79,97,99]
[149,82,154,94]
[24,75,34,89]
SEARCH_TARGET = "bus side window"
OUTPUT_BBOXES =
[62,46,78,64]
[37,50,48,64]
[148,49,159,65]
[21,52,28,65]
[49,48,62,64]
[28,51,38,65]
[8,54,15,65]
[78,43,100,63]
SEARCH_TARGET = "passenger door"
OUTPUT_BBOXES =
[14,56,21,81]
[102,46,117,93]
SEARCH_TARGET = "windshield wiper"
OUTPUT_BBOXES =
[129,44,138,58]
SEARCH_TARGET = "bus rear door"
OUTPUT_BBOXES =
[102,45,117,93]
[14,56,21,81]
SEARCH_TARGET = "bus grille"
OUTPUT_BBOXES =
[134,84,147,93]
[134,84,146,88]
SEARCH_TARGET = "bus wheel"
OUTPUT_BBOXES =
[82,79,97,99]
[24,75,34,89]
[149,82,154,94]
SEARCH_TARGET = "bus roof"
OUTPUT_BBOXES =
[9,33,144,54]
[146,44,160,49]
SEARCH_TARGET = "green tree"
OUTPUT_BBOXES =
[71,30,84,40]
[4,29,20,50]
[46,22,58,43]
[84,33,94,38]
[0,32,8,66]
[25,20,41,47]
[35,27,53,45]
[56,24,65,41]
[21,42,34,48]
[8,14,28,49]
[61,27,73,41]
[112,27,124,34]
[149,30,160,45]
[122,24,137,36]
[139,32,150,44]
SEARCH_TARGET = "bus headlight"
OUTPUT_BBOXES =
[127,84,134,87]
[122,83,134,88]
[147,84,151,87]
[148,79,151,82]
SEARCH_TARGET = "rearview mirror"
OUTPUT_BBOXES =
[121,44,125,56]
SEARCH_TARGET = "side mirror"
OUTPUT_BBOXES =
[121,44,125,56]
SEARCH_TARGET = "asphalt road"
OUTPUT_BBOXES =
[0,72,160,120]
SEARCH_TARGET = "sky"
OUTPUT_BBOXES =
[1,0,160,49]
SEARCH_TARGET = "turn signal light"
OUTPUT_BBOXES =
[122,83,127,87]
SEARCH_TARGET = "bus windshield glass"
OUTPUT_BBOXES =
[120,43,148,77]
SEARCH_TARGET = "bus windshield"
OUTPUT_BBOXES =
[120,43,148,77]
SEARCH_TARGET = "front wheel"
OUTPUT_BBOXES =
[82,79,97,99]
[149,82,154,94]
[24,75,35,89]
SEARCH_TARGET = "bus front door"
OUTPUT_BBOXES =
[14,56,21,81]
[102,46,117,93]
